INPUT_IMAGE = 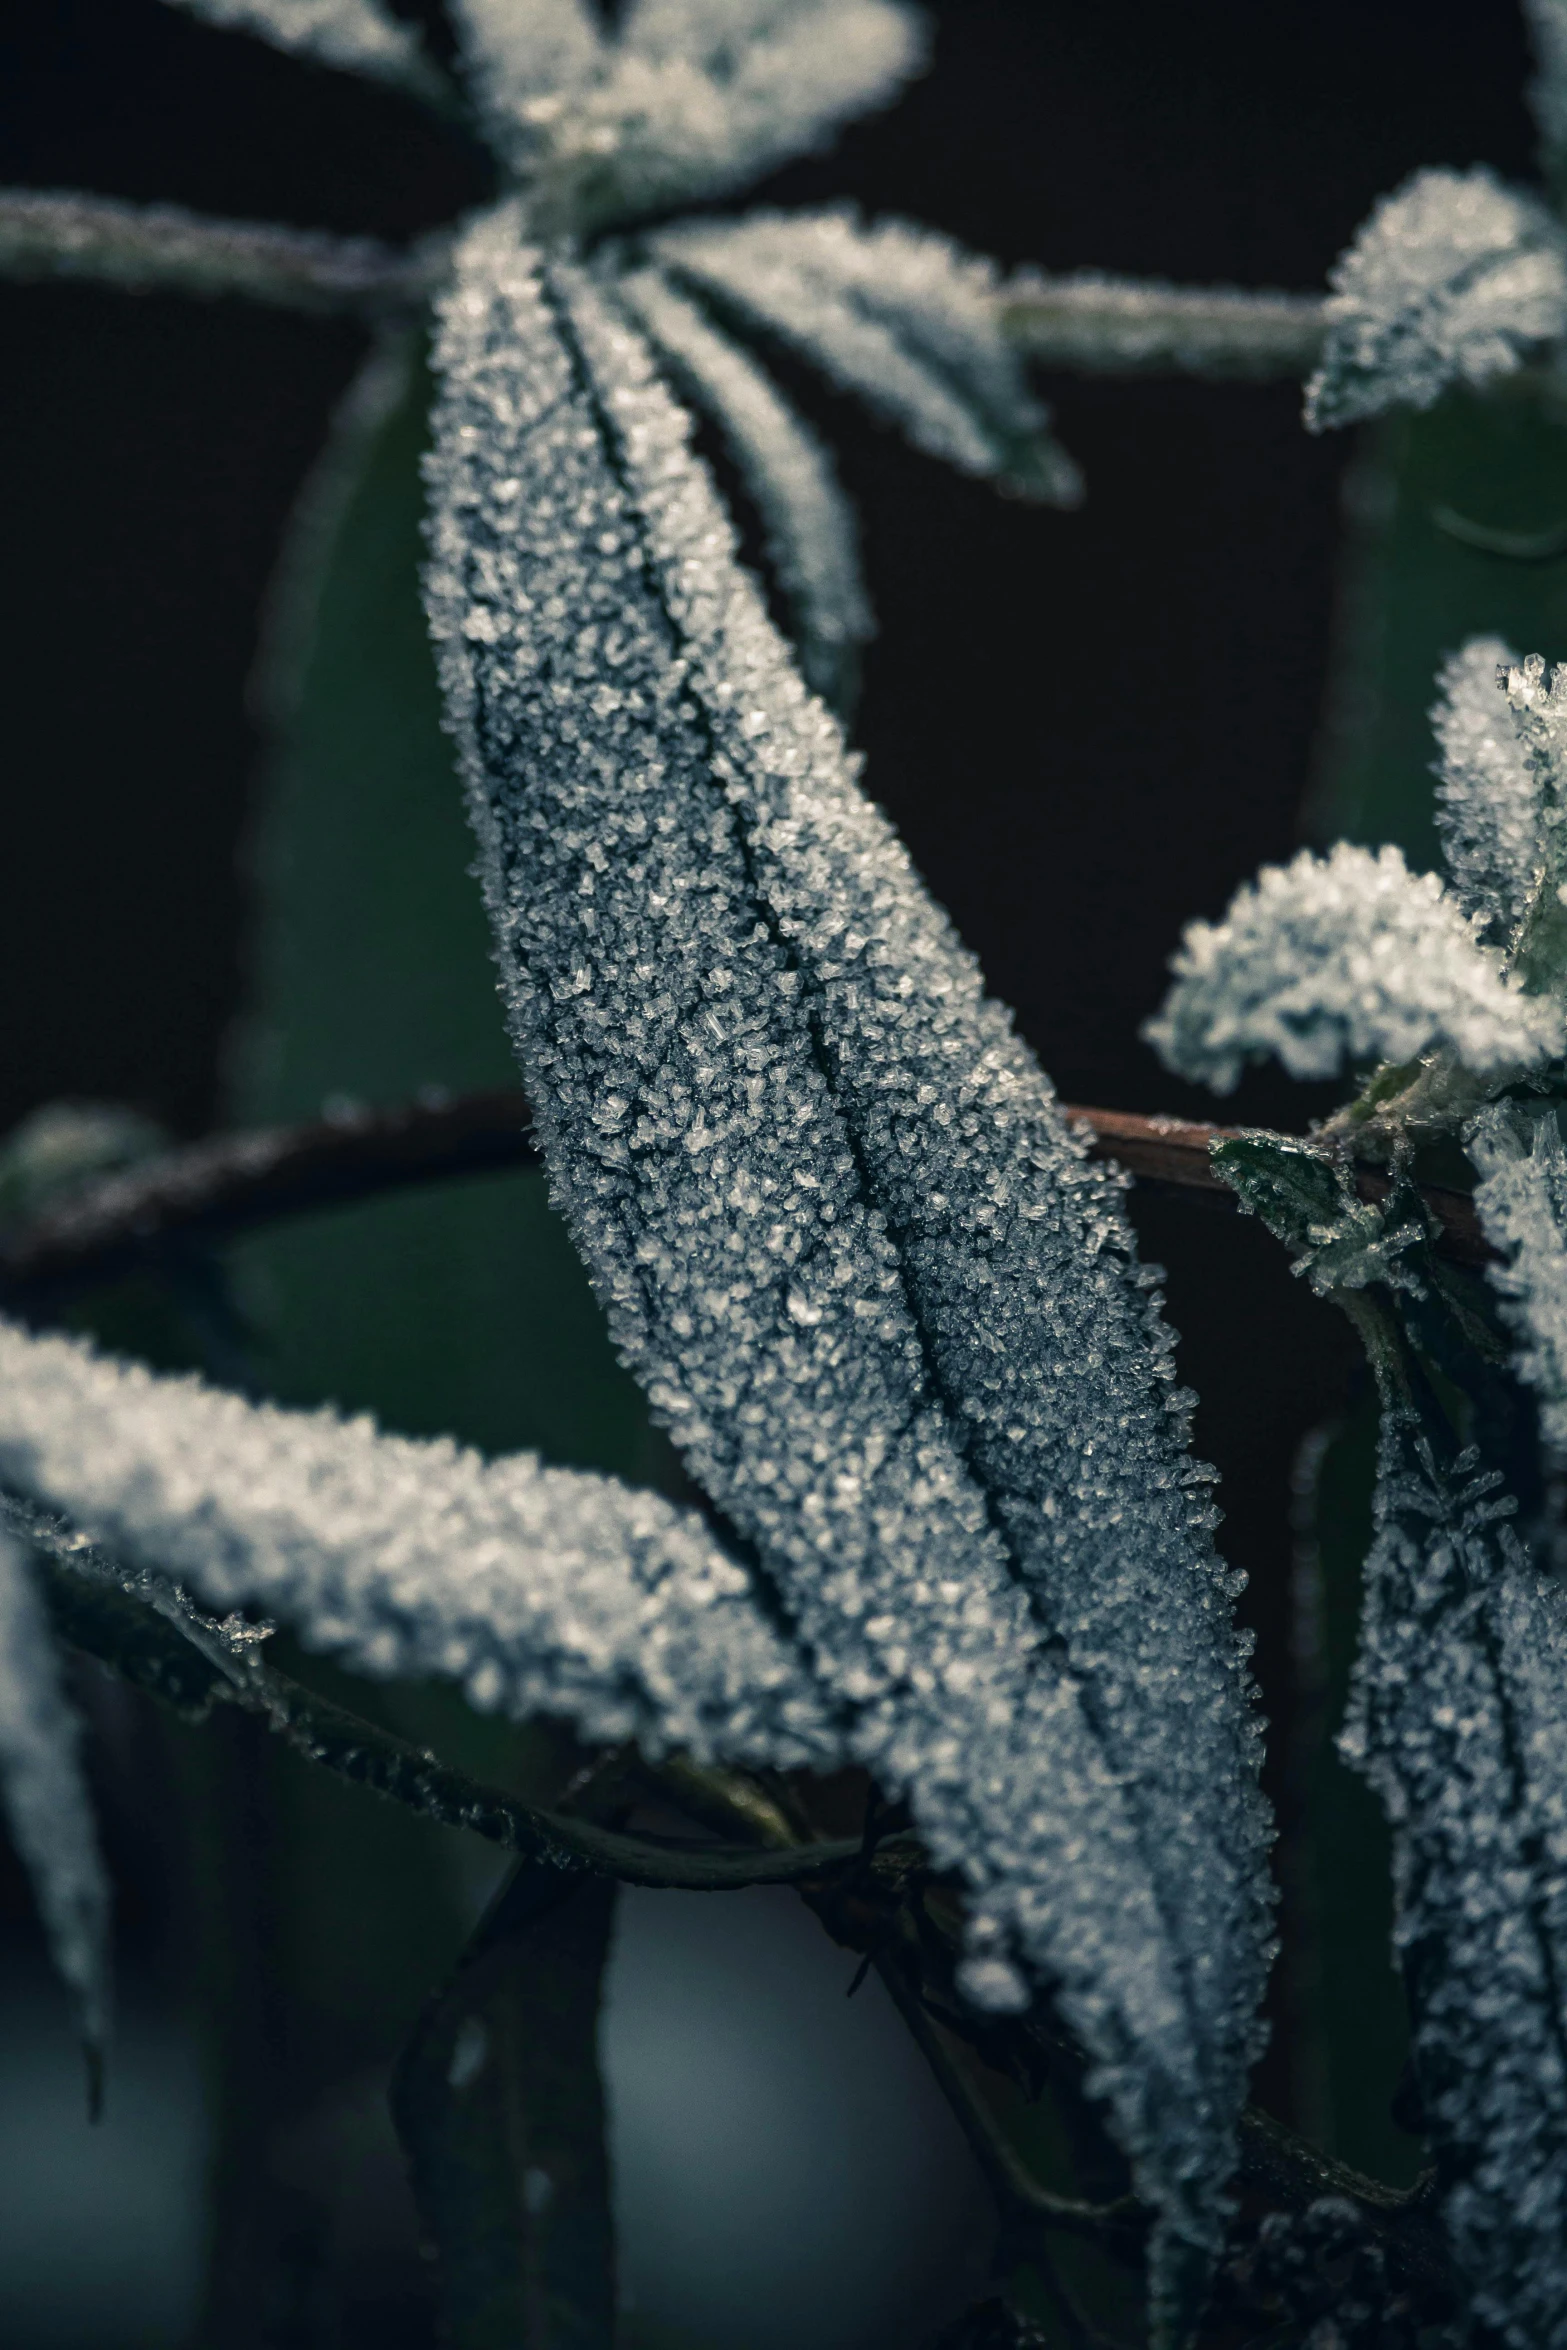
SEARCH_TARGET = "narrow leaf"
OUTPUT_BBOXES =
[1305,167,1567,433]
[0,1317,835,1769]
[0,1531,111,2074]
[651,208,1082,502]
[1525,0,1567,183]
[612,264,872,709]
[1340,1383,1567,2350]
[159,0,440,94]
[1143,840,1561,1093]
[391,1863,618,2350]
[424,205,1273,2329]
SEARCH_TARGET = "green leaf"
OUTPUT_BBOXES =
[1309,389,1567,867]
[390,1863,618,2350]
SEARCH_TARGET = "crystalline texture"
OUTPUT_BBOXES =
[1340,1413,1567,2350]
[612,265,872,709]
[0,1531,110,2057]
[0,1317,835,1768]
[159,0,430,86]
[1470,1103,1567,1453]
[1431,636,1540,944]
[424,205,1272,2321]
[1144,841,1562,1093]
[1305,167,1567,432]
[651,207,1082,502]
[465,0,925,234]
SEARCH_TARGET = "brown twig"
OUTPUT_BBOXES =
[0,1092,1496,1301]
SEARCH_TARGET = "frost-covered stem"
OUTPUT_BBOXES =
[0,191,445,314]
[999,277,1326,378]
[14,1502,879,1892]
[0,1093,1494,1300]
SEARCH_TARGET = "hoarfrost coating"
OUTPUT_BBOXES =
[456,0,926,232]
[0,1532,110,2057]
[1470,1103,1567,1454]
[423,205,1272,2318]
[1431,637,1540,944]
[1341,1413,1567,2350]
[1144,841,1563,1094]
[1305,166,1567,432]
[0,1319,836,1768]
[647,207,1083,503]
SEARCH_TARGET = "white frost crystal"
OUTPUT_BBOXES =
[1431,636,1541,942]
[423,205,1272,2320]
[159,0,429,85]
[1305,167,1567,431]
[651,207,1082,502]
[612,265,873,708]
[1341,1418,1567,2350]
[1470,1103,1567,1453]
[1144,841,1561,1092]
[0,1532,110,2055]
[0,1319,834,1765]
[463,0,925,232]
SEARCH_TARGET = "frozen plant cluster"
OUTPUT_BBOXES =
[163,0,435,91]
[1143,837,1561,1093]
[1432,635,1542,943]
[1471,1102,1567,1453]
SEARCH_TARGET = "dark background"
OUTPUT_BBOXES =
[0,3,1540,2344]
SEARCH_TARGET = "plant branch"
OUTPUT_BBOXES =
[0,1092,1493,1303]
[6,1491,896,1894]
[0,190,444,314]
[999,276,1326,378]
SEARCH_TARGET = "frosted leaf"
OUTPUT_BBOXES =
[423,207,1272,2325]
[1431,636,1540,942]
[612,265,872,709]
[1525,1,1567,175]
[0,1318,837,1770]
[1143,841,1562,1094]
[450,0,607,154]
[1305,167,1567,432]
[1340,1413,1567,2348]
[464,0,924,233]
[1469,1102,1567,1452]
[0,1532,110,2058]
[651,207,1082,502]
[158,0,434,89]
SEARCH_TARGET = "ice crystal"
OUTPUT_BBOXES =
[423,205,1272,2321]
[612,265,872,710]
[0,1531,110,2057]
[1470,1102,1567,1452]
[0,1318,835,1767]
[1340,1411,1567,2350]
[460,0,926,234]
[1431,636,1540,943]
[650,208,1082,502]
[1305,167,1567,432]
[1144,841,1561,1093]
[159,0,429,86]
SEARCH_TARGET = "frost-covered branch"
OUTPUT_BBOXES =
[999,274,1326,379]
[0,190,440,313]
